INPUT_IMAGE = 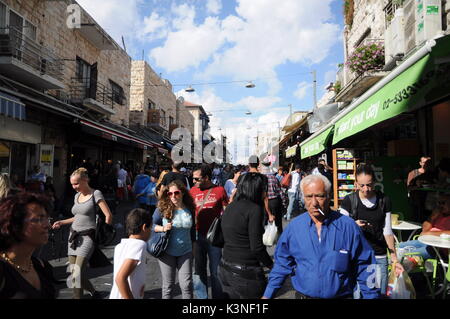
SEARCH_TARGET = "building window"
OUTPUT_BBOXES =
[110,80,125,105]
[169,116,174,126]
[76,57,91,83]
[148,99,155,110]
[160,110,166,126]
[0,2,7,31]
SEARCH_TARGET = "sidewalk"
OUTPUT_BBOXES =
[43,200,294,299]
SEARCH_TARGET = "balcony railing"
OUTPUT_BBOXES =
[70,77,114,108]
[0,27,64,81]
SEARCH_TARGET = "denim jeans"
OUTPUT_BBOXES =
[286,191,298,220]
[353,256,387,298]
[193,234,223,299]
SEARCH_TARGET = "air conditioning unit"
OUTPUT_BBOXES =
[415,0,442,45]
[385,9,406,66]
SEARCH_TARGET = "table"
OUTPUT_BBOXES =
[418,235,450,298]
[392,221,422,243]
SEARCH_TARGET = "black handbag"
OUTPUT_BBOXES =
[92,192,116,247]
[206,215,224,248]
[147,230,170,258]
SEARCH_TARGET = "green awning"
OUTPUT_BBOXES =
[300,126,333,159]
[333,35,450,145]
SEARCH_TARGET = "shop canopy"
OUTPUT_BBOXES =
[300,126,333,159]
[300,34,450,158]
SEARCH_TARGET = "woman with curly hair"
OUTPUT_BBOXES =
[152,179,196,299]
[0,193,58,299]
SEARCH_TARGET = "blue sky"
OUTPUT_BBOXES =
[77,0,345,163]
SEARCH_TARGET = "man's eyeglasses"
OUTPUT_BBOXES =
[438,201,446,206]
[168,191,181,197]
[26,217,53,225]
[193,177,202,182]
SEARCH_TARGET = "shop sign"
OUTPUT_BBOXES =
[285,145,297,158]
[300,126,333,159]
[39,144,54,178]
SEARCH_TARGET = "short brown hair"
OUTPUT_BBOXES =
[0,193,49,250]
[126,208,152,236]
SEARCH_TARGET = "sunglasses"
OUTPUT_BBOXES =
[168,191,181,197]
[193,177,202,181]
[438,201,446,205]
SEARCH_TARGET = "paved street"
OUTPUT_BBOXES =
[41,200,295,299]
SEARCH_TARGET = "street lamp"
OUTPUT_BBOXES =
[185,85,195,93]
[245,81,256,88]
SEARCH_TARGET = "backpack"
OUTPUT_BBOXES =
[347,191,386,220]
[281,173,292,188]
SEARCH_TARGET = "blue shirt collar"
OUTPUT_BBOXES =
[307,210,339,227]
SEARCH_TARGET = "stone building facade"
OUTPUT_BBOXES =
[0,0,135,197]
[130,61,176,134]
[1,0,131,125]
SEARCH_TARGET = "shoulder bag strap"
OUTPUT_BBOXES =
[349,191,359,220]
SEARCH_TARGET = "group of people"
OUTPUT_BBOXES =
[0,153,449,300]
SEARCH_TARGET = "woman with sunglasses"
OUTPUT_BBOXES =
[0,193,58,299]
[152,179,196,299]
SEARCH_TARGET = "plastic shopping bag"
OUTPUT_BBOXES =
[263,222,278,246]
[386,263,416,299]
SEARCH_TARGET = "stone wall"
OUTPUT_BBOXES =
[130,61,181,136]
[2,0,131,125]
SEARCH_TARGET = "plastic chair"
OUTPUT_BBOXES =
[400,251,436,298]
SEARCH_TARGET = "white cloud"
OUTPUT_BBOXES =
[294,81,312,100]
[142,12,169,40]
[237,96,282,112]
[206,0,222,15]
[149,0,340,92]
[150,16,226,72]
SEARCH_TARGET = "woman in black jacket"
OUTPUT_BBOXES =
[219,172,273,299]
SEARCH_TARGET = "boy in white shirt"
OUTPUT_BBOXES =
[110,208,152,299]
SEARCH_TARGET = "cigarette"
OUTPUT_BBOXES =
[318,208,325,216]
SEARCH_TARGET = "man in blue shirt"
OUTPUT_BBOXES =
[263,174,380,299]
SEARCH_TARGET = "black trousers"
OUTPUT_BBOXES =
[218,261,267,299]
[266,197,283,234]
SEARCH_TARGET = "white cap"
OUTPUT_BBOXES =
[180,167,187,172]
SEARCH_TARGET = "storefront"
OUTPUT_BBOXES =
[0,92,41,185]
[300,34,450,219]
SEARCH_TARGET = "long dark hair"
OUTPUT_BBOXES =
[157,179,196,220]
[234,172,267,206]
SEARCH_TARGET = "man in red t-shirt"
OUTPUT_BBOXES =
[190,164,228,299]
